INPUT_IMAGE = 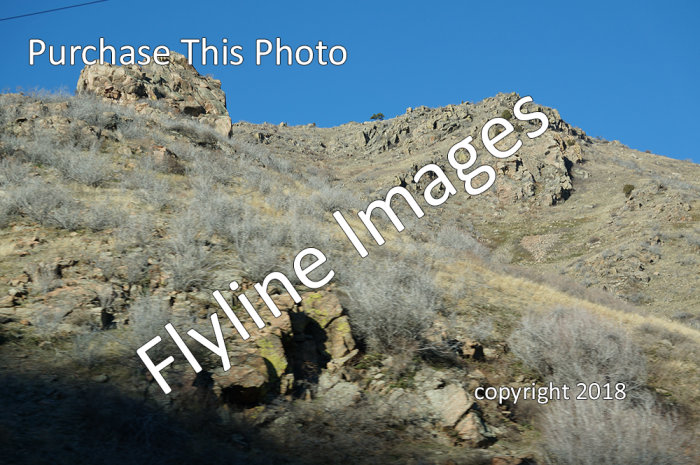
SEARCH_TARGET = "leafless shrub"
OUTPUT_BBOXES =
[121,296,172,355]
[685,233,700,250]
[114,214,155,253]
[49,200,84,231]
[610,156,641,173]
[0,158,31,186]
[499,264,637,314]
[64,95,115,126]
[0,103,20,127]
[54,145,113,187]
[508,307,646,394]
[84,202,124,232]
[671,312,700,330]
[16,131,60,165]
[232,140,293,174]
[236,237,281,283]
[26,86,72,103]
[183,147,241,186]
[67,328,106,369]
[0,204,11,229]
[265,189,302,213]
[637,321,691,346]
[436,225,489,259]
[122,252,151,288]
[117,117,149,140]
[164,213,218,291]
[91,256,117,282]
[540,397,695,465]
[122,161,171,209]
[32,306,66,341]
[288,219,331,251]
[342,253,442,353]
[193,188,240,234]
[308,183,360,213]
[259,394,445,465]
[71,384,192,459]
[213,206,290,282]
[160,117,220,146]
[8,180,73,227]
[466,318,494,343]
[94,284,118,312]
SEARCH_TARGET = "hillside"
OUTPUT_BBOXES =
[0,55,699,464]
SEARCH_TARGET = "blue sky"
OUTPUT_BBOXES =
[1,0,698,162]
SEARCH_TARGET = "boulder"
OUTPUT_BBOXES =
[301,291,343,329]
[455,411,496,446]
[320,381,361,409]
[326,315,356,359]
[425,384,474,427]
[212,351,271,404]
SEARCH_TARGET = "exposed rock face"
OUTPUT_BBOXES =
[203,289,357,404]
[76,52,232,137]
[425,383,474,427]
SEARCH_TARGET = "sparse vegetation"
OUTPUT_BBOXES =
[2,83,700,465]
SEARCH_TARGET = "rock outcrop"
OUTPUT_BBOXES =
[76,52,232,137]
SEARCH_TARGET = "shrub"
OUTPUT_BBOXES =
[436,225,489,259]
[508,307,646,394]
[188,153,241,187]
[466,318,494,343]
[49,200,84,231]
[8,180,78,228]
[236,237,282,282]
[160,117,220,147]
[164,213,219,291]
[122,296,172,355]
[0,204,11,229]
[122,252,151,288]
[117,117,149,140]
[343,253,442,352]
[122,161,172,209]
[0,158,31,186]
[370,113,385,121]
[231,140,293,174]
[217,206,290,282]
[540,397,695,465]
[64,95,114,126]
[84,202,124,232]
[501,109,512,120]
[53,144,112,187]
[113,214,155,252]
[67,329,105,369]
[623,184,635,198]
[308,182,360,213]
[26,86,72,103]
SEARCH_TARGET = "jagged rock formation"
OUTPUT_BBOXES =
[76,51,232,137]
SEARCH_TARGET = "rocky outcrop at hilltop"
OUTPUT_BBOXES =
[76,52,232,137]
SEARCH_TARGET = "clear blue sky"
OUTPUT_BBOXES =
[1,0,698,162]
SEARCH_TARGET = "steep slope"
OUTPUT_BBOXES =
[0,58,698,463]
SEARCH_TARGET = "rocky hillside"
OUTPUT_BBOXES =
[0,54,698,464]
